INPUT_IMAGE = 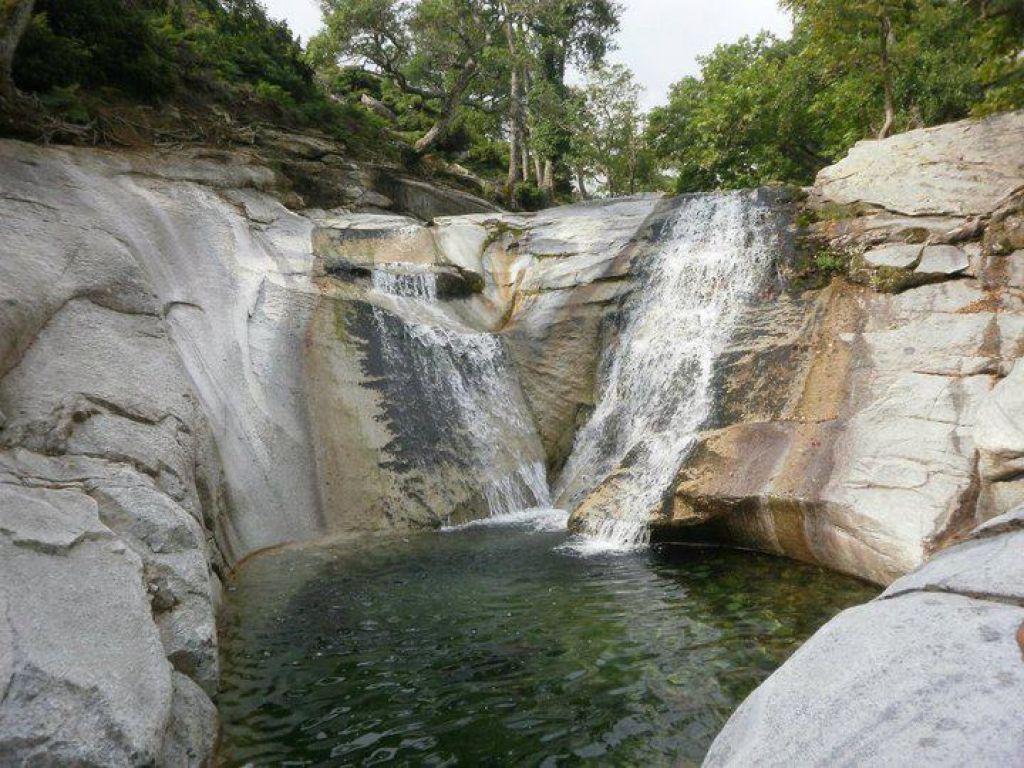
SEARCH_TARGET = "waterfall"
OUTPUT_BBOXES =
[556,191,780,548]
[371,262,439,301]
[369,265,552,519]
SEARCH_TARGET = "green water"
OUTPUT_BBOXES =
[217,514,875,766]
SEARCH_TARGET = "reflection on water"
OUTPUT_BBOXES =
[217,519,875,766]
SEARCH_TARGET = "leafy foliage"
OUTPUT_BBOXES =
[570,64,664,196]
[311,0,621,200]
[11,0,385,150]
[6,0,1023,203]
[649,0,1024,193]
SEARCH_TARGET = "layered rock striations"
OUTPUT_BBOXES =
[702,111,1024,767]
[655,110,1024,585]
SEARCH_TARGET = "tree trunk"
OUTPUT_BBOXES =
[576,167,588,199]
[877,14,896,140]
[533,155,543,187]
[504,13,522,187]
[519,85,530,180]
[0,0,35,98]
[507,64,521,187]
[542,159,554,192]
[414,58,479,154]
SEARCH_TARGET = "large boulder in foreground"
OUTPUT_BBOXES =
[657,111,1024,585]
[0,485,178,766]
[704,507,1024,767]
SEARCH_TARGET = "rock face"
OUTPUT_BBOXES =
[303,195,665,528]
[0,137,662,763]
[815,109,1024,217]
[3,110,1023,764]
[701,112,1024,767]
[655,111,1024,585]
[705,506,1024,767]
[0,140,326,764]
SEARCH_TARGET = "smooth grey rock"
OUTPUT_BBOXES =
[816,110,1024,216]
[433,218,490,275]
[0,138,324,560]
[973,504,1024,537]
[915,244,969,275]
[0,138,324,766]
[0,485,174,767]
[161,672,218,768]
[90,481,218,694]
[372,170,501,221]
[975,360,1024,514]
[863,243,921,269]
[882,528,1024,604]
[704,592,1024,768]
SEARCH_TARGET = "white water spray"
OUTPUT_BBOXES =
[556,192,780,550]
[370,265,552,518]
[371,262,439,301]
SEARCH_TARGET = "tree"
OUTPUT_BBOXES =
[570,64,656,197]
[311,0,494,154]
[0,0,35,98]
[649,1,1024,193]
[781,0,916,139]
[647,34,826,192]
[496,0,619,193]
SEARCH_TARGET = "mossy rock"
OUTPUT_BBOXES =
[847,253,943,294]
[786,222,852,291]
[809,201,868,222]
[482,220,526,251]
[436,270,485,299]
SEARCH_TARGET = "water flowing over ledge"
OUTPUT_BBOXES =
[557,191,782,549]
[368,264,553,520]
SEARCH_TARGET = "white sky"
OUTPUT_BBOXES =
[262,0,793,109]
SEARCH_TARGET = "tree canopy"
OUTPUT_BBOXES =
[649,0,1024,193]
[1,0,1022,204]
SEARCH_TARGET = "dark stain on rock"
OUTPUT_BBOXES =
[340,300,465,475]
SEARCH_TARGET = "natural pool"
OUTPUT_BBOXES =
[217,512,876,766]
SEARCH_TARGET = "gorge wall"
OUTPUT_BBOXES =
[1,110,1022,765]
[0,135,673,764]
[0,139,512,765]
[655,110,1024,584]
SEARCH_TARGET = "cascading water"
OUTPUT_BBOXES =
[556,191,781,548]
[369,263,552,518]
[371,262,439,301]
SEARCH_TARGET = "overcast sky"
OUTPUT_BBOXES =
[262,0,793,109]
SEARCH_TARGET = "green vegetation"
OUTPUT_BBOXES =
[1,0,1021,205]
[309,0,621,204]
[569,64,664,196]
[649,0,1024,193]
[5,0,390,152]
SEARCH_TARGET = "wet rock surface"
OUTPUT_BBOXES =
[2,111,1023,765]
[701,111,1024,767]
[0,138,663,764]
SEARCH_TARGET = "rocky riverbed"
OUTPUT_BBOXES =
[1,110,1022,765]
